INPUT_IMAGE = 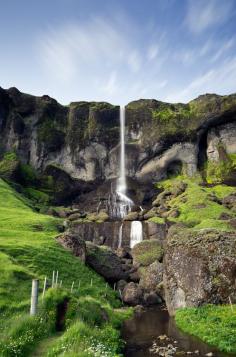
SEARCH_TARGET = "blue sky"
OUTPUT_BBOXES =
[0,0,236,105]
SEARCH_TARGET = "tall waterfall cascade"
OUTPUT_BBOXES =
[107,106,133,219]
[130,221,143,249]
[107,106,143,249]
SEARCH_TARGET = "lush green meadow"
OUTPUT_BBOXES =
[0,178,131,356]
[176,305,236,354]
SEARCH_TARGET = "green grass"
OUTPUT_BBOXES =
[176,305,236,354]
[0,178,131,356]
[132,239,163,266]
[155,176,236,230]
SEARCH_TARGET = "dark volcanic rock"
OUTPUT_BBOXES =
[85,242,128,282]
[164,225,236,316]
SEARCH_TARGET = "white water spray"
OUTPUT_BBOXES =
[117,106,126,194]
[107,107,133,219]
[130,221,143,248]
[118,223,123,249]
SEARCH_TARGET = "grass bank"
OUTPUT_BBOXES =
[176,305,236,354]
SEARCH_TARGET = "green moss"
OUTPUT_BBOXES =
[132,240,163,266]
[37,120,65,151]
[24,187,50,204]
[0,151,19,179]
[175,305,236,354]
[154,176,235,231]
[148,216,165,224]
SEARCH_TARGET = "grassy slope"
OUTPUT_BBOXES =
[0,179,130,356]
[176,305,236,354]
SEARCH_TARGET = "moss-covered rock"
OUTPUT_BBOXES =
[126,93,236,148]
[131,239,163,267]
[0,152,20,180]
[85,242,128,282]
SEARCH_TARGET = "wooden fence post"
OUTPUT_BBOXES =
[30,279,39,316]
[42,277,47,299]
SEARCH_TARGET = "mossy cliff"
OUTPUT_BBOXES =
[1,88,236,201]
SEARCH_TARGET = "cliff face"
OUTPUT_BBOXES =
[0,87,236,202]
[0,87,120,183]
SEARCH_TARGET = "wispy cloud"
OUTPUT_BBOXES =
[186,0,233,34]
[165,56,236,102]
[37,14,169,104]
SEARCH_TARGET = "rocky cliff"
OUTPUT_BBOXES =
[0,87,236,204]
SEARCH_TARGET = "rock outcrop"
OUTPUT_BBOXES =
[85,242,128,282]
[1,87,236,204]
[164,225,236,316]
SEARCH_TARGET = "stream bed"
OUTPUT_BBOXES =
[122,307,231,357]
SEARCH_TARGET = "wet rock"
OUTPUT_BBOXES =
[143,291,162,306]
[122,282,143,306]
[134,304,145,313]
[116,247,132,259]
[56,232,86,263]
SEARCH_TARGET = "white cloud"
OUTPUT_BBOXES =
[210,38,234,62]
[186,0,233,34]
[165,56,236,103]
[147,44,159,60]
[101,71,118,95]
[127,50,142,72]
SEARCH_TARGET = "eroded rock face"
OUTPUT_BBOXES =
[164,225,236,316]
[207,122,236,162]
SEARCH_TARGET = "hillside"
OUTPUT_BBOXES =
[0,178,131,356]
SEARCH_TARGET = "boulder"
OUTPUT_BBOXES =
[85,242,128,282]
[116,279,127,293]
[143,292,162,306]
[132,239,164,267]
[122,282,143,306]
[164,225,236,316]
[56,232,86,263]
[222,193,236,211]
[139,261,164,297]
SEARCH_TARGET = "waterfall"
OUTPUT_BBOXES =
[117,106,126,194]
[130,221,143,248]
[118,223,123,248]
[108,106,133,219]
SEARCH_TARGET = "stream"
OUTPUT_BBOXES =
[122,307,231,357]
